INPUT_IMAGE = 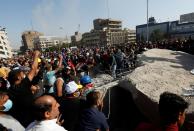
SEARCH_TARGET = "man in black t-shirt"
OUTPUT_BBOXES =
[8,50,41,127]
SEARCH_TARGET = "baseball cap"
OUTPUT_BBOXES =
[0,68,7,78]
[65,81,79,94]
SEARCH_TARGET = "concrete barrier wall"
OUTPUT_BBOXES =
[100,80,194,130]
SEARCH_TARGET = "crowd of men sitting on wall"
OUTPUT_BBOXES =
[0,38,193,130]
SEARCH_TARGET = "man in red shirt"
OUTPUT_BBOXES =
[135,92,189,131]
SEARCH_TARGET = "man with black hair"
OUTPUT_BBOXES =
[26,95,67,131]
[135,92,189,131]
[159,92,189,130]
[8,50,41,127]
[0,77,7,91]
[78,91,109,131]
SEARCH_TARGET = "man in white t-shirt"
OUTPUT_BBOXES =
[26,95,67,131]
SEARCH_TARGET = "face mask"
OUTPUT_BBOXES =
[2,99,13,112]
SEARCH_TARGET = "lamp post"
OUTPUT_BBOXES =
[106,0,111,46]
[146,0,149,43]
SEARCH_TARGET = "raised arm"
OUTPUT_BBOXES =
[27,50,40,81]
[54,54,63,73]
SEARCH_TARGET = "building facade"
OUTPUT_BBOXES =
[136,17,170,42]
[34,36,69,51]
[124,28,136,43]
[82,18,136,47]
[170,21,194,40]
[180,12,194,23]
[136,13,194,42]
[71,32,82,46]
[0,27,12,58]
[93,19,122,31]
[82,30,107,47]
[21,31,43,51]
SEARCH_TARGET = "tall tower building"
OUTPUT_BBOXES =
[0,27,12,58]
[21,31,43,51]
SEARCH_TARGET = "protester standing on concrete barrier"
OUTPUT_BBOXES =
[135,92,189,131]
[108,51,117,79]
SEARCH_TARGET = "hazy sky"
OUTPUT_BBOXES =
[1,0,194,49]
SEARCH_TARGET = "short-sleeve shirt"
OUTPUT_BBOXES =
[26,119,67,131]
[44,71,56,86]
[0,114,25,131]
[78,107,109,131]
[8,77,34,127]
[53,77,66,96]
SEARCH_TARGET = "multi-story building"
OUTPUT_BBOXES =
[82,30,107,47]
[71,32,82,46]
[0,27,12,58]
[136,17,170,42]
[180,12,194,23]
[93,19,122,31]
[21,31,43,51]
[170,21,194,40]
[82,18,136,47]
[124,28,136,43]
[136,13,194,42]
[34,36,69,51]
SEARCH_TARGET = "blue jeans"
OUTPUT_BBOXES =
[111,65,117,79]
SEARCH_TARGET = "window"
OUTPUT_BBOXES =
[0,46,3,49]
[1,36,4,40]
[5,47,7,50]
[0,51,5,55]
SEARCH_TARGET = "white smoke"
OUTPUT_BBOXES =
[32,0,81,37]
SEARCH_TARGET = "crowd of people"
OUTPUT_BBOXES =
[0,39,194,131]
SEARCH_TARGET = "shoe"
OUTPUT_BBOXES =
[182,88,194,96]
[190,69,194,75]
[182,87,194,91]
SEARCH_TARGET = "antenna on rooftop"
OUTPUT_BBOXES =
[146,0,149,43]
[78,24,80,32]
[31,20,34,31]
